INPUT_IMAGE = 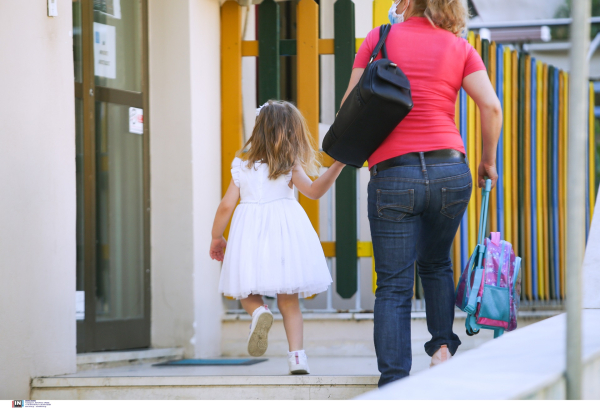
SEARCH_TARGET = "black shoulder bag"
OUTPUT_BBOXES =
[322,24,413,168]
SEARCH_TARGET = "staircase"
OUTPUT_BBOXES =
[31,312,555,400]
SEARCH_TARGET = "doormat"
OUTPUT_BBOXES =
[154,358,268,366]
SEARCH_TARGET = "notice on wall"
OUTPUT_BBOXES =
[94,0,121,19]
[93,22,116,79]
[129,107,144,134]
[76,291,85,321]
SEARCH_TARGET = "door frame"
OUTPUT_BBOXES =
[75,0,151,353]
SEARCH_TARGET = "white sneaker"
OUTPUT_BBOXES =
[288,350,310,375]
[247,305,273,357]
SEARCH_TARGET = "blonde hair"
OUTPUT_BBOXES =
[412,0,469,36]
[239,100,320,180]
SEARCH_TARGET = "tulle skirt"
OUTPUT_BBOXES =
[219,198,332,299]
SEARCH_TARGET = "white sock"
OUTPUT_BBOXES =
[288,349,306,358]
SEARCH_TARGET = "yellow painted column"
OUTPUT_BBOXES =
[503,47,513,246]
[536,61,544,299]
[589,82,596,220]
[475,35,482,220]
[561,72,569,296]
[524,55,533,300]
[373,0,391,27]
[489,42,498,233]
[542,64,550,300]
[454,97,461,283]
[512,51,519,254]
[467,32,476,254]
[221,1,243,198]
[559,72,565,299]
[297,0,320,234]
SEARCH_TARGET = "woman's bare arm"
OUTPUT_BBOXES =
[292,161,346,200]
[340,68,364,108]
[462,70,503,188]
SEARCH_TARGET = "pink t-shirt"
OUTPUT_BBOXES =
[352,17,486,168]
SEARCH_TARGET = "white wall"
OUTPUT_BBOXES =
[0,0,77,398]
[189,0,223,358]
[470,0,565,23]
[149,0,222,358]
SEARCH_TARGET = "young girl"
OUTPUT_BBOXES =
[209,100,345,374]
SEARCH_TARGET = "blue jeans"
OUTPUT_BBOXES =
[368,152,472,387]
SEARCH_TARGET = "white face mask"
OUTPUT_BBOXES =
[388,0,410,25]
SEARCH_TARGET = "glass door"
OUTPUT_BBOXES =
[74,0,150,352]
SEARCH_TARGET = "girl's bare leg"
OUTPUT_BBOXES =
[277,293,303,351]
[240,294,265,315]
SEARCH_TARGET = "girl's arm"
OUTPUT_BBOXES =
[462,70,502,188]
[292,161,346,200]
[209,179,240,261]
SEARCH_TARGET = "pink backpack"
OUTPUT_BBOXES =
[455,180,522,338]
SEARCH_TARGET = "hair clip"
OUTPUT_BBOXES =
[256,102,269,116]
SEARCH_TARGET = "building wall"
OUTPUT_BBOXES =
[0,0,77,399]
[149,0,222,358]
[189,0,223,358]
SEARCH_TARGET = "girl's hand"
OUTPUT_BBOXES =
[210,237,227,261]
[478,161,498,188]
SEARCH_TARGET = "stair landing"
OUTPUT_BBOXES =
[31,356,430,400]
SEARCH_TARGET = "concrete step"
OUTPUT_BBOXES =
[32,357,384,400]
[222,311,557,357]
[76,348,184,371]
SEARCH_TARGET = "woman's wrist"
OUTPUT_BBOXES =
[480,154,496,166]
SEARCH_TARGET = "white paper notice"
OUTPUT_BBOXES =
[48,0,58,16]
[129,107,144,134]
[93,22,116,79]
[76,291,85,320]
[94,0,122,19]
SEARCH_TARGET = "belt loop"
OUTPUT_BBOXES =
[372,164,378,176]
[419,152,427,173]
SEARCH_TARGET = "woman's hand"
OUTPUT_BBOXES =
[478,161,498,189]
[291,161,346,200]
[210,237,227,261]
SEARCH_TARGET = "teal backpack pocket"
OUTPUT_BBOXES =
[478,285,510,323]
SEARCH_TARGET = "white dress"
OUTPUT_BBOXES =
[219,158,332,299]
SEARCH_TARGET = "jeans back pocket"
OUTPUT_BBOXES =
[440,183,471,219]
[376,189,414,221]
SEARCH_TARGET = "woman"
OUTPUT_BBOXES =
[341,0,502,386]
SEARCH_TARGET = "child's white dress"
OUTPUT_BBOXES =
[219,158,332,299]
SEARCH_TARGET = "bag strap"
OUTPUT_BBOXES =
[477,179,492,246]
[496,241,506,286]
[368,24,392,64]
[465,266,484,315]
[513,257,522,292]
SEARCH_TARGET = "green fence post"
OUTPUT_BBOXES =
[258,0,280,103]
[334,0,358,299]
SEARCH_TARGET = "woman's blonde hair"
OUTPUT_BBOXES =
[239,100,320,180]
[412,0,469,36]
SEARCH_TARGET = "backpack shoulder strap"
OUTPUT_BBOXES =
[368,24,392,64]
